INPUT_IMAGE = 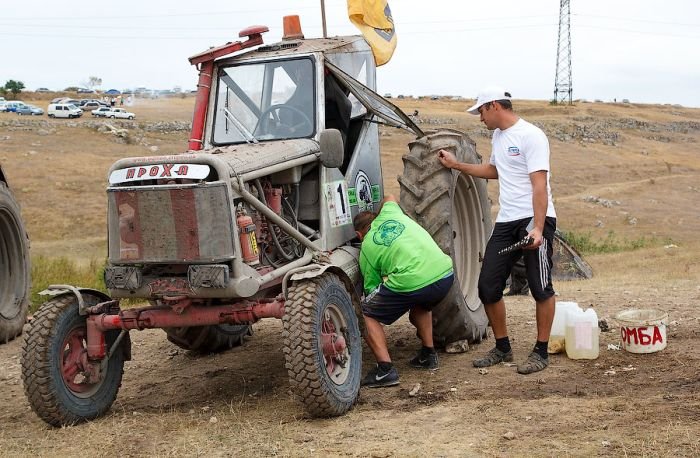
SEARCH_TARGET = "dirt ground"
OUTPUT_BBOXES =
[1,97,699,456]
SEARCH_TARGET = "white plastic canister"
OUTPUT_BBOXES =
[565,307,600,359]
[615,309,668,354]
[548,301,579,354]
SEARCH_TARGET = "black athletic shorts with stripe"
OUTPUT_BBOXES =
[362,273,454,325]
[478,217,556,304]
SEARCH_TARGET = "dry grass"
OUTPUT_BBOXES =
[1,97,699,456]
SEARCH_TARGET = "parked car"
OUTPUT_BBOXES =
[91,107,112,117]
[104,108,135,120]
[0,101,7,112]
[79,99,107,107]
[77,88,95,94]
[81,101,106,110]
[16,104,44,116]
[4,101,24,113]
[35,88,51,93]
[47,103,82,118]
[61,99,83,107]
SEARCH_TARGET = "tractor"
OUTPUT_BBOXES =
[21,17,492,426]
[0,165,31,344]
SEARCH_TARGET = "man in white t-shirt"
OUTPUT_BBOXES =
[437,86,557,375]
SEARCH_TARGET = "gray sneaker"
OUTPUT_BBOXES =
[472,347,514,368]
[517,352,549,375]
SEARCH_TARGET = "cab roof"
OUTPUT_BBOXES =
[217,35,371,64]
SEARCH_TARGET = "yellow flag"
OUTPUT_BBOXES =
[347,0,397,66]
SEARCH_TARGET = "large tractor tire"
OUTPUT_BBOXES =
[164,323,252,353]
[21,294,127,426]
[398,129,492,350]
[282,273,362,417]
[0,180,30,344]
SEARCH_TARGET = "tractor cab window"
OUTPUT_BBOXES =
[213,58,316,145]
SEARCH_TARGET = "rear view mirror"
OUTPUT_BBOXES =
[319,129,344,169]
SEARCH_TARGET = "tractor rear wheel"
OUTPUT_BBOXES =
[398,129,492,349]
[165,323,252,353]
[0,181,30,344]
[282,273,361,417]
[21,294,126,426]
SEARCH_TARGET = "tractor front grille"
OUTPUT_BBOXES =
[107,183,236,264]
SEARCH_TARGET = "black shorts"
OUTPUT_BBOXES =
[478,217,556,304]
[362,273,454,325]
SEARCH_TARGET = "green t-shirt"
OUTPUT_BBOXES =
[360,201,453,294]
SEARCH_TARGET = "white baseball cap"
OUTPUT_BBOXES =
[466,86,512,114]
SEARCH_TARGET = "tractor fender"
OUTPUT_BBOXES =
[39,285,112,315]
[38,285,132,361]
[283,249,366,335]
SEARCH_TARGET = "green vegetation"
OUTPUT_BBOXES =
[3,79,26,97]
[30,256,106,312]
[559,230,655,254]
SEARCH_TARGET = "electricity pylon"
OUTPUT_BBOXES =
[553,0,573,104]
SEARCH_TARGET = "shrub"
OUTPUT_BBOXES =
[558,230,654,255]
[30,256,106,312]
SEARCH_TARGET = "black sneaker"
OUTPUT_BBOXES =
[361,365,400,388]
[409,351,439,370]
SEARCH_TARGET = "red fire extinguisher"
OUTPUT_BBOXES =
[237,211,259,265]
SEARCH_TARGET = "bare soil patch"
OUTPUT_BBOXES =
[1,98,699,456]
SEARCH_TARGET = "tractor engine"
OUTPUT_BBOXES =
[239,178,308,269]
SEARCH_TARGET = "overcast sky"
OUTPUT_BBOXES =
[2,0,699,106]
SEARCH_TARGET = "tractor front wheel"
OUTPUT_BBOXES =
[282,273,361,417]
[21,294,126,426]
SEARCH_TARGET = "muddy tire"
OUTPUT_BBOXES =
[21,294,126,426]
[0,181,30,344]
[165,323,252,353]
[398,129,492,347]
[282,273,361,417]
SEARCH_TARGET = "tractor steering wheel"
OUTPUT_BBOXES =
[254,104,313,138]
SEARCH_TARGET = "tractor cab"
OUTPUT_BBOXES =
[203,29,423,171]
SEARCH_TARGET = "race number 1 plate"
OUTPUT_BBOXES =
[326,180,352,227]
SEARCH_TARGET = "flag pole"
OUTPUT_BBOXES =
[320,0,328,38]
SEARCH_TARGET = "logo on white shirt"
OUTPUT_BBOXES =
[507,146,520,156]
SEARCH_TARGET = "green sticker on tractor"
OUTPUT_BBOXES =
[348,188,358,206]
[371,185,381,202]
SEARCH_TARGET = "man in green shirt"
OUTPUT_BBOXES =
[353,195,454,388]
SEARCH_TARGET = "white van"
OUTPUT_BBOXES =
[48,103,83,119]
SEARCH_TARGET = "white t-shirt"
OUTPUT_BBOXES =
[489,118,556,222]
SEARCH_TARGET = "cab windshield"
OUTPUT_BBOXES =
[213,57,315,145]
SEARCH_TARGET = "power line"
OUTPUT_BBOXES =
[0,15,558,29]
[0,24,561,41]
[575,23,700,39]
[2,6,319,21]
[573,13,700,28]
[3,22,696,40]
